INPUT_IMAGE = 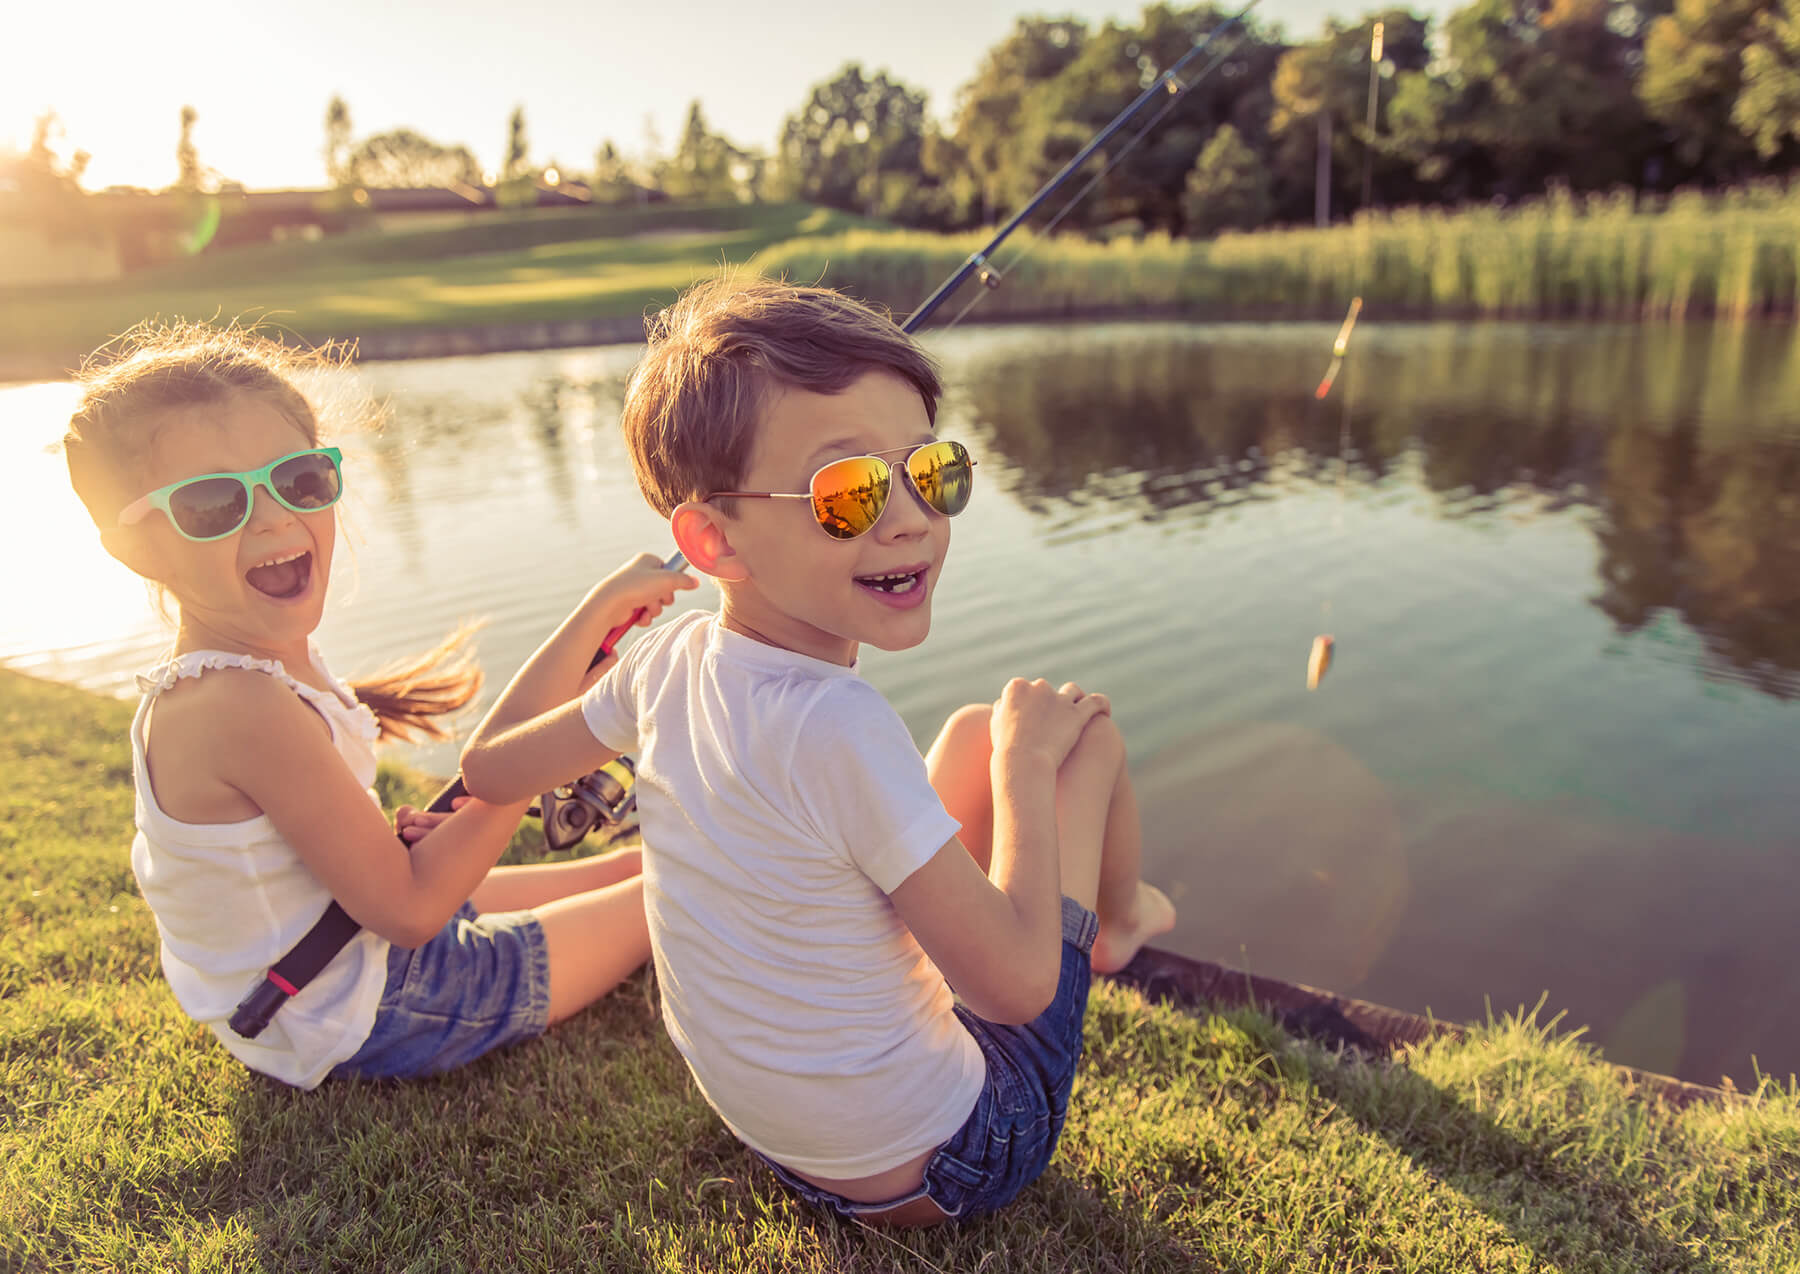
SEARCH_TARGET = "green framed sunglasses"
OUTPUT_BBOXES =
[115,446,345,543]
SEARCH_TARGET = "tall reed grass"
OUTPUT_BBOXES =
[756,183,1800,324]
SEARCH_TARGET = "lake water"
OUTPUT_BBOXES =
[4,319,1797,1089]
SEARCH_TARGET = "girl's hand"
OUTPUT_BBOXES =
[991,678,1111,770]
[394,795,471,844]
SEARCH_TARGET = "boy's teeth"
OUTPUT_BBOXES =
[860,570,921,593]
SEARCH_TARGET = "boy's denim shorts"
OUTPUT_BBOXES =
[757,895,1100,1222]
[331,902,550,1080]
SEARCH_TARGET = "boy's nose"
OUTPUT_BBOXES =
[879,471,935,540]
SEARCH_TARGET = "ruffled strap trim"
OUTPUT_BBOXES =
[134,649,380,743]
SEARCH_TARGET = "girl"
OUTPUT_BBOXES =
[64,322,695,1088]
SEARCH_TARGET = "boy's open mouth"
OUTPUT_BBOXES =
[855,568,925,596]
[245,550,313,600]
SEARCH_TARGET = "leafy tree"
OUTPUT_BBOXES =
[1733,0,1800,159]
[346,129,480,187]
[1008,4,1286,234]
[660,100,751,200]
[773,64,930,218]
[1385,0,1654,200]
[504,105,530,180]
[951,16,1092,221]
[1639,0,1769,180]
[176,105,202,190]
[323,96,353,187]
[1271,10,1431,218]
[22,110,88,192]
[590,140,640,203]
[1182,123,1272,233]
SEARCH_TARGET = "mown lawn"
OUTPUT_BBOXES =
[4,665,1797,1272]
[0,202,881,367]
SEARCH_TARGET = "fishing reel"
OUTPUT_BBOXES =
[529,757,639,853]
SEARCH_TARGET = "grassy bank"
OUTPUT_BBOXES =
[5,664,1798,1272]
[8,187,1799,381]
[0,202,880,372]
[763,183,1800,324]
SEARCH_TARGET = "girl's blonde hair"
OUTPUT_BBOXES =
[64,321,480,742]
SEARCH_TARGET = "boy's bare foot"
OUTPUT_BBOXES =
[1091,882,1177,974]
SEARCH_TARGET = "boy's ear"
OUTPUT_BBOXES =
[670,502,748,581]
[99,525,166,582]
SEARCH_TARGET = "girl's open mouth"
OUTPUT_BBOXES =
[245,550,313,600]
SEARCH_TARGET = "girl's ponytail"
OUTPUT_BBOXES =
[350,625,483,743]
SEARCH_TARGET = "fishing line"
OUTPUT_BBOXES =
[903,0,1263,334]
[934,26,1256,332]
[1307,297,1362,690]
[1307,23,1386,690]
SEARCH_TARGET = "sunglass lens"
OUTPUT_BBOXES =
[272,451,342,511]
[907,441,973,518]
[169,477,250,540]
[811,456,890,540]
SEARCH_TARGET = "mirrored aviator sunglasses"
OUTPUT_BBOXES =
[115,446,345,543]
[712,440,977,541]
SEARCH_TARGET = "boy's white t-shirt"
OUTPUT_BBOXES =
[582,612,985,1178]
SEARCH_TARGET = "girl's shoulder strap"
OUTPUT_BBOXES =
[134,650,378,743]
[136,649,298,697]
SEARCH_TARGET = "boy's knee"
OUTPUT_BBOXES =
[1065,713,1124,778]
[945,702,992,742]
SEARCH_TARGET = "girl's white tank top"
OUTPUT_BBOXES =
[129,649,391,1089]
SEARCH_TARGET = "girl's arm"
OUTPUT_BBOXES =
[199,671,528,947]
[460,553,695,804]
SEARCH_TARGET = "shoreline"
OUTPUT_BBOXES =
[9,305,1797,387]
[1107,947,1736,1109]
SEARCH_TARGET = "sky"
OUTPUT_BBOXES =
[3,0,1455,192]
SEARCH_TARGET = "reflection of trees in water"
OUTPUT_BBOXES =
[522,376,579,520]
[954,328,1800,700]
[1594,422,1800,700]
[954,339,1396,517]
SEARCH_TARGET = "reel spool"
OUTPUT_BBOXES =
[532,758,639,853]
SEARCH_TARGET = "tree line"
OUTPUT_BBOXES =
[9,0,1800,237]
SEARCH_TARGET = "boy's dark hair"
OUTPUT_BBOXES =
[621,271,942,516]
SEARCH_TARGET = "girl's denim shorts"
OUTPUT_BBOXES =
[757,894,1100,1221]
[331,901,550,1080]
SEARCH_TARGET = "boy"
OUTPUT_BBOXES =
[461,272,1175,1225]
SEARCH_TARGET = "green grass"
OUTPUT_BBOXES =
[10,185,1799,379]
[761,182,1800,326]
[0,202,884,367]
[4,664,1798,1272]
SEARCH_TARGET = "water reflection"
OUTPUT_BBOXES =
[956,323,1800,701]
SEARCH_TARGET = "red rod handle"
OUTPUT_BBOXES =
[595,550,689,666]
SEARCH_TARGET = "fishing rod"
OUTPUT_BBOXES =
[230,6,1269,1036]
[903,0,1263,334]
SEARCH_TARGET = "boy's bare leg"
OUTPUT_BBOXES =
[926,700,1173,971]
[532,876,652,1024]
[470,845,643,912]
[1081,744,1175,974]
[924,704,996,872]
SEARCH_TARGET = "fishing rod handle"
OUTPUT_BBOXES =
[426,550,689,816]
[597,550,690,661]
